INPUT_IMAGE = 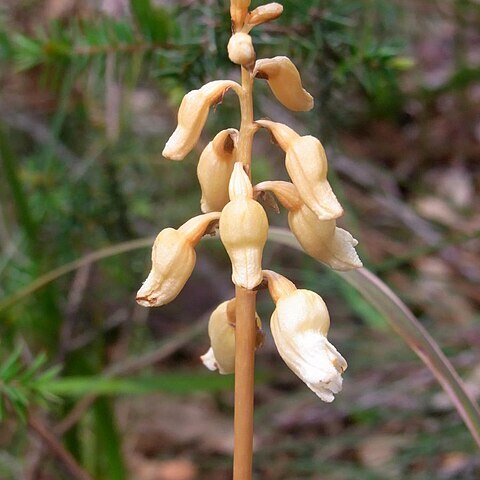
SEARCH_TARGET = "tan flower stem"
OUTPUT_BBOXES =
[233,285,257,480]
[237,66,255,172]
[233,66,257,480]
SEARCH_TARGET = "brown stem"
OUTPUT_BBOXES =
[233,286,257,480]
[237,67,255,171]
[28,416,92,480]
[232,64,258,480]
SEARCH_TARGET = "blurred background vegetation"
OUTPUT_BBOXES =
[0,0,479,479]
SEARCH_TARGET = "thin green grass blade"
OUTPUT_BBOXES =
[268,227,480,449]
[42,373,235,397]
[92,398,126,480]
[0,237,155,314]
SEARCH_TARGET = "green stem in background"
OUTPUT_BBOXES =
[0,124,62,348]
[92,398,126,480]
[0,125,38,250]
[0,237,155,315]
[268,227,480,450]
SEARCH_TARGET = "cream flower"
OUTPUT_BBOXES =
[219,163,269,289]
[255,181,362,271]
[136,212,220,307]
[201,299,263,375]
[264,270,347,402]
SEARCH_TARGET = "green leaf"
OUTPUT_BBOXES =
[0,346,23,381]
[336,278,386,330]
[17,352,47,383]
[12,34,45,70]
[93,398,126,480]
[43,373,235,397]
[130,0,173,43]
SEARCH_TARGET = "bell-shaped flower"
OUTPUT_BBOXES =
[201,298,263,374]
[219,163,269,289]
[257,120,343,220]
[254,57,313,112]
[136,212,220,307]
[163,80,241,161]
[198,129,238,213]
[263,270,347,402]
[255,181,362,271]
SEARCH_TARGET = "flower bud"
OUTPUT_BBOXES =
[220,163,269,289]
[230,0,251,31]
[255,181,362,271]
[198,129,238,213]
[256,121,343,220]
[228,33,256,68]
[162,80,240,161]
[136,212,220,307]
[263,270,347,402]
[245,3,283,28]
[201,299,263,375]
[254,56,314,111]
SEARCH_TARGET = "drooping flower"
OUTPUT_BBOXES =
[255,181,362,271]
[244,3,283,29]
[162,80,240,161]
[136,212,220,307]
[263,270,347,402]
[201,298,263,374]
[197,129,238,213]
[254,56,314,112]
[257,120,343,220]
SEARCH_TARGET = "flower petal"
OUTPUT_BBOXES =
[271,320,347,402]
[201,347,219,372]
[268,288,347,402]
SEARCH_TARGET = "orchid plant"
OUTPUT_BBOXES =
[136,1,362,478]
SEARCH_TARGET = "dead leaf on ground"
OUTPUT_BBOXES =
[120,394,236,455]
[357,434,410,473]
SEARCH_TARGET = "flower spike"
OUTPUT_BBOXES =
[163,80,241,161]
[137,5,361,469]
[263,270,348,402]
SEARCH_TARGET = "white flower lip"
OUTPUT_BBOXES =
[268,287,347,403]
[201,347,220,372]
[271,316,347,403]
